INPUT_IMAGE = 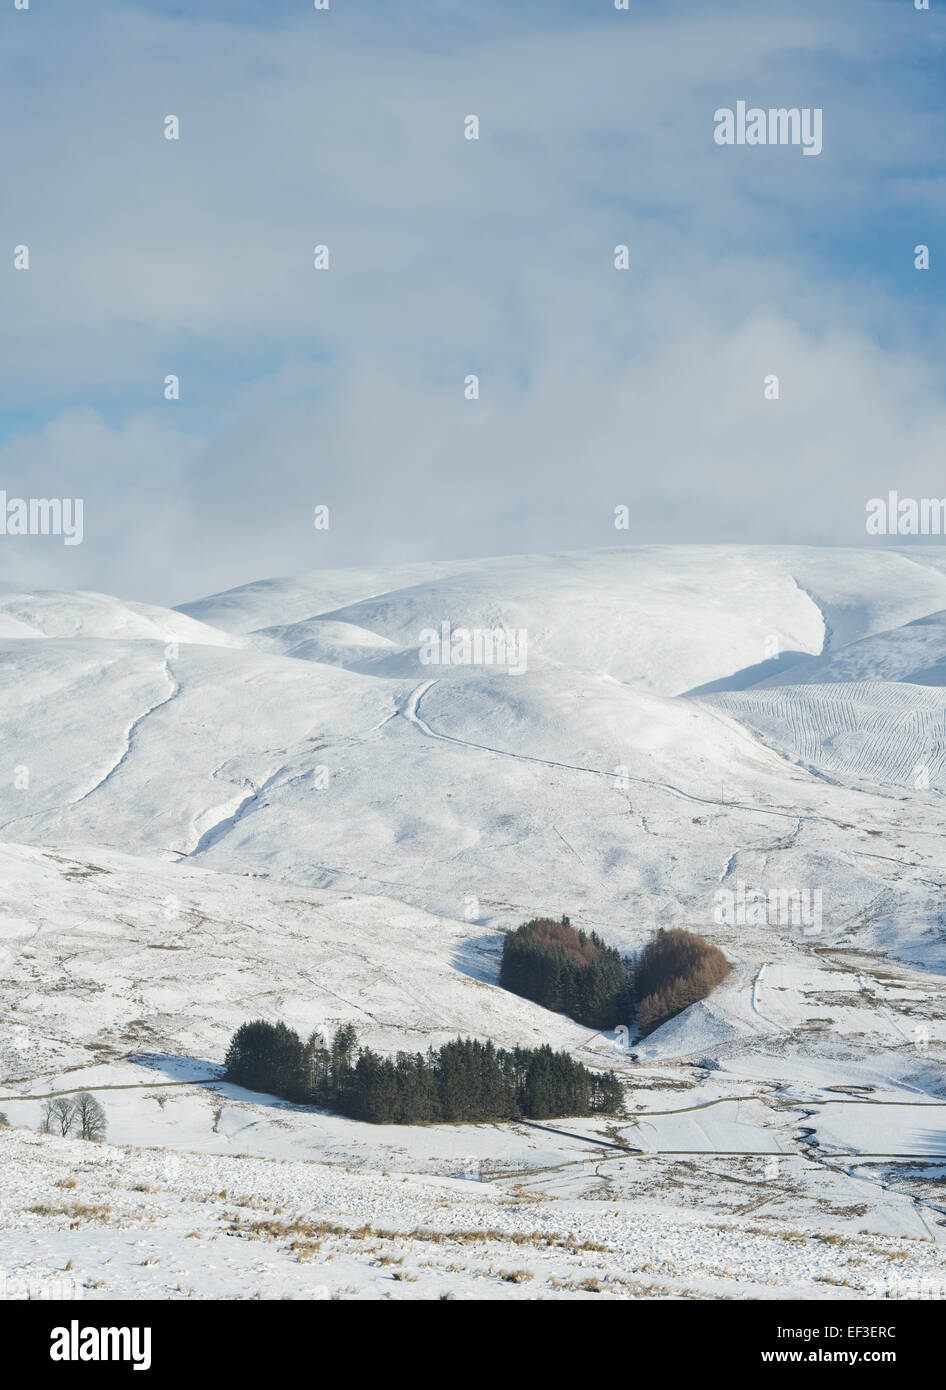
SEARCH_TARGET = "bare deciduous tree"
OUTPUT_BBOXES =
[41,1097,77,1136]
[73,1092,107,1142]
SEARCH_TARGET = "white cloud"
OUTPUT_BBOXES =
[1,0,944,601]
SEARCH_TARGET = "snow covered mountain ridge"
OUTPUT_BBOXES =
[0,545,943,957]
[3,545,946,1300]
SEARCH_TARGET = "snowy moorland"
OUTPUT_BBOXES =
[1,546,946,1299]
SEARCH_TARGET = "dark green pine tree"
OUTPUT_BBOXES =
[270,1022,305,1100]
[591,1070,624,1113]
[224,1019,306,1098]
[522,1045,556,1119]
[349,1048,398,1123]
[436,1040,469,1122]
[330,1023,358,1092]
[301,1030,331,1102]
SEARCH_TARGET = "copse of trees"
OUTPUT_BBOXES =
[40,1092,107,1141]
[224,1021,623,1124]
[499,916,630,1028]
[636,928,730,1036]
[499,917,730,1038]
[222,925,729,1124]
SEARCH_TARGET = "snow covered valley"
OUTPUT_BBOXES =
[2,546,946,1299]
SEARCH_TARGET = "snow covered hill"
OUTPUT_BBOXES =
[0,546,943,963]
[178,545,946,694]
[0,589,242,648]
[3,545,946,1298]
[749,610,946,689]
[2,839,946,1298]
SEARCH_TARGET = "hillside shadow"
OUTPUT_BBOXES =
[902,664,946,686]
[451,933,503,985]
[683,650,813,696]
[127,1052,224,1084]
[904,1127,946,1158]
[127,1052,338,1114]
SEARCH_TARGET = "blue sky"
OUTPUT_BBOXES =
[1,0,944,603]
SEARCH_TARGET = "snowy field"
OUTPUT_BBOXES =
[2,546,946,1299]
